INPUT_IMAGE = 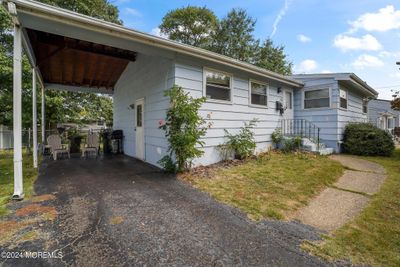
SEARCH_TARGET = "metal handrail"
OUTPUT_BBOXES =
[280,119,321,151]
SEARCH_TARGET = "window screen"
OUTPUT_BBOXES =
[205,70,231,101]
[340,89,347,109]
[136,104,142,127]
[251,82,268,106]
[362,100,368,113]
[285,91,292,109]
[304,89,330,109]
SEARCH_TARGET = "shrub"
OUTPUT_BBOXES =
[219,119,258,160]
[159,85,208,172]
[271,128,282,148]
[343,123,395,156]
[281,136,302,153]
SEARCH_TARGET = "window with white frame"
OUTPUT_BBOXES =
[362,99,368,114]
[205,70,231,101]
[340,89,348,109]
[250,81,268,106]
[285,91,292,109]
[304,89,330,109]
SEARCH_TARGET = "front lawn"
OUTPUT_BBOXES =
[181,152,344,220]
[302,149,400,267]
[0,150,38,215]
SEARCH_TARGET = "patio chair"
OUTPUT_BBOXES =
[47,134,70,160]
[81,132,99,158]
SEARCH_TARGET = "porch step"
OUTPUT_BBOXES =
[302,138,334,155]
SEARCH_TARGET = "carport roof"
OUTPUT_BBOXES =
[4,0,304,94]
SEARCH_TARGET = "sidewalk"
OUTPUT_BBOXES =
[294,155,386,231]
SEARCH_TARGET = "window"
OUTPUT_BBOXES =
[304,89,330,109]
[285,91,292,109]
[250,81,268,106]
[136,104,142,127]
[205,70,231,101]
[388,117,394,129]
[362,99,368,114]
[340,89,347,109]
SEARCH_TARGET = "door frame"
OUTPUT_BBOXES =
[135,98,145,160]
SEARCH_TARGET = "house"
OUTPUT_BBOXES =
[291,74,378,152]
[368,99,400,134]
[4,0,381,198]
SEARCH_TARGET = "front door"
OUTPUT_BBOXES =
[135,98,145,160]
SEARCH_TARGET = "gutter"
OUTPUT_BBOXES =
[7,0,304,88]
[349,73,379,97]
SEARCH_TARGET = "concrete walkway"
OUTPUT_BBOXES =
[294,155,386,231]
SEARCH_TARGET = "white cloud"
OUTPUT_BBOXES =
[352,54,384,68]
[271,0,291,37]
[333,34,382,52]
[150,27,168,38]
[350,5,400,32]
[321,70,333,74]
[378,50,400,58]
[124,8,142,17]
[294,59,318,73]
[297,34,311,43]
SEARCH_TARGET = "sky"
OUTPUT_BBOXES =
[113,0,400,100]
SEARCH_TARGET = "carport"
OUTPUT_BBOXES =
[4,0,139,199]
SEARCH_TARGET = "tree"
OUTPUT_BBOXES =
[0,0,120,128]
[158,6,293,75]
[39,0,122,24]
[210,8,258,62]
[254,39,293,75]
[159,6,217,47]
[391,90,400,111]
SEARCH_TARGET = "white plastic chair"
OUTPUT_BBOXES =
[47,134,70,160]
[82,132,99,158]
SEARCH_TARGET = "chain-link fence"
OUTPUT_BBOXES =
[0,128,110,151]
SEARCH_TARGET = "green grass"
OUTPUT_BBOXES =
[0,150,38,216]
[183,152,344,220]
[302,149,400,267]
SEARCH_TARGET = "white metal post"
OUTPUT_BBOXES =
[32,68,38,168]
[13,24,24,200]
[41,85,45,144]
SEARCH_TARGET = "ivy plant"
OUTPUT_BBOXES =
[159,85,208,172]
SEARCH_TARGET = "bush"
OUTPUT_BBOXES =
[271,128,282,148]
[343,123,395,156]
[281,136,302,153]
[159,85,208,172]
[219,119,258,160]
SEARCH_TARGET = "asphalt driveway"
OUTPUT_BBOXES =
[2,155,331,266]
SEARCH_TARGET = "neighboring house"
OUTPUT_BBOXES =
[368,99,400,134]
[5,0,380,169]
[291,74,378,152]
[0,125,13,150]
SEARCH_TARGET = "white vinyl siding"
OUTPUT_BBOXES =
[304,89,330,109]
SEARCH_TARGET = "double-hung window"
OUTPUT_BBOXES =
[205,70,232,101]
[285,91,292,109]
[340,89,348,109]
[250,81,268,106]
[304,89,330,109]
[362,99,368,114]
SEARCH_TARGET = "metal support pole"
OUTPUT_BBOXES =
[41,85,45,145]
[13,24,24,200]
[32,69,38,168]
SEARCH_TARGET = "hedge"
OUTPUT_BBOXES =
[343,123,395,156]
